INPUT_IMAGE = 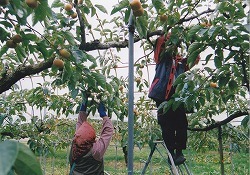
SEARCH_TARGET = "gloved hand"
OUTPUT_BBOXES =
[98,102,107,118]
[79,91,91,112]
[80,100,87,112]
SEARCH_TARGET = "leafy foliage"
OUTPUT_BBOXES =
[0,0,249,174]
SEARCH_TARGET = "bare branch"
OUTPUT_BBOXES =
[188,111,249,131]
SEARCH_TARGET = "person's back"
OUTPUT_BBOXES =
[69,99,113,175]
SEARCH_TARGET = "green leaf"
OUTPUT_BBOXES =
[0,21,13,28]
[228,79,238,91]
[215,48,223,60]
[204,54,213,65]
[92,72,106,88]
[0,27,10,42]
[199,97,205,106]
[214,56,222,68]
[61,31,76,45]
[135,16,148,38]
[0,45,8,58]
[187,50,200,68]
[33,0,52,25]
[0,140,18,175]
[14,142,43,175]
[15,46,26,62]
[111,0,129,15]
[241,115,249,128]
[188,25,202,40]
[177,0,183,7]
[95,4,108,14]
[51,0,64,8]
[0,113,8,125]
[71,49,87,63]
[152,0,165,13]
[86,54,97,65]
[36,41,49,58]
[71,88,79,99]
[188,42,203,55]
[218,74,230,87]
[90,6,97,17]
[23,33,38,41]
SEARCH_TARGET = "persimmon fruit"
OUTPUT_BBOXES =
[71,12,77,19]
[59,49,71,59]
[130,0,142,11]
[64,3,73,11]
[12,34,22,43]
[210,82,217,88]
[133,7,144,17]
[135,77,141,83]
[78,0,83,4]
[25,0,38,9]
[53,59,64,69]
[6,40,17,48]
[160,14,168,22]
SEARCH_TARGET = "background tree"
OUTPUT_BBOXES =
[0,0,249,174]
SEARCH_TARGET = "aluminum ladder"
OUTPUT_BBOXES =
[141,140,193,175]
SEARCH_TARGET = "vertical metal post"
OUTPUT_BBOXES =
[218,126,225,175]
[127,10,135,175]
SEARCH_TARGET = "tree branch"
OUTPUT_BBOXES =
[79,36,141,51]
[188,111,249,131]
[0,57,54,94]
[74,1,86,48]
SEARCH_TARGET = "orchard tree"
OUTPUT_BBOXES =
[0,0,249,174]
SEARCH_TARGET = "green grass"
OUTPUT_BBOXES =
[41,144,249,175]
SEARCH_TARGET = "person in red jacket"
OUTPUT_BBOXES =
[69,98,113,175]
[149,33,200,166]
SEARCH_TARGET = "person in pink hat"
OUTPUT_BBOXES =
[69,97,113,175]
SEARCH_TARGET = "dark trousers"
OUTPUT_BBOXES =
[157,105,188,151]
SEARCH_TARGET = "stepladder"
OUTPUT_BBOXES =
[141,140,193,175]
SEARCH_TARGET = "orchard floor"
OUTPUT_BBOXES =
[41,143,249,175]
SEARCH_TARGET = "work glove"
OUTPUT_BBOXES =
[80,100,87,112]
[80,92,90,112]
[98,102,107,118]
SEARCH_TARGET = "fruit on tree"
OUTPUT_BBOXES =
[12,34,22,43]
[200,22,206,27]
[25,0,38,9]
[133,109,139,116]
[64,3,73,11]
[71,12,77,19]
[210,82,217,88]
[160,14,168,22]
[59,49,71,59]
[119,86,124,92]
[135,77,141,83]
[6,40,17,48]
[139,64,144,68]
[0,0,9,6]
[130,0,142,11]
[200,22,212,28]
[53,59,64,69]
[133,7,144,17]
[78,0,83,4]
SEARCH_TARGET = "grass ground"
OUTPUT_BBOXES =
[41,143,249,175]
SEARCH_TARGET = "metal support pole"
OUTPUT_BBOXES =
[127,11,135,175]
[218,126,225,175]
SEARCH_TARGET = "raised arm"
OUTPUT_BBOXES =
[92,102,114,161]
[76,98,88,131]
